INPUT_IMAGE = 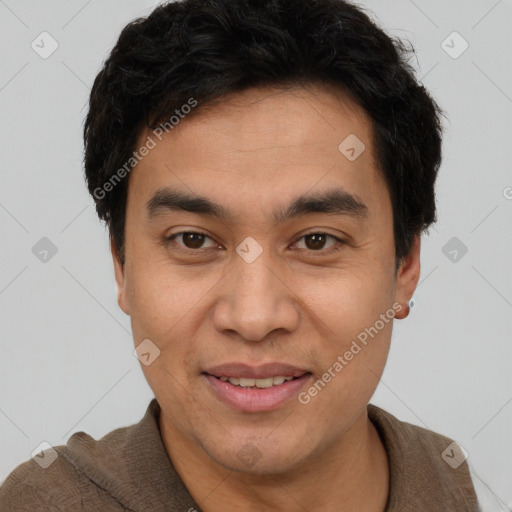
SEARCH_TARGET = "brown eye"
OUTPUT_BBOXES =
[167,231,217,251]
[293,232,343,252]
[181,232,206,249]
[305,233,328,250]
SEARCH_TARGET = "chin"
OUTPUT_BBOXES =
[199,434,312,476]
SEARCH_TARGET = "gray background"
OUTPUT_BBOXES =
[0,0,511,508]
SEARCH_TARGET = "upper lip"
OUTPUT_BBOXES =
[204,363,310,379]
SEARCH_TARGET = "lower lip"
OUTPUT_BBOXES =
[204,373,312,412]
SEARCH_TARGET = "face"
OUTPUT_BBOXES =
[113,84,420,474]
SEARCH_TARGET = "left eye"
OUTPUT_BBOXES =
[292,232,343,252]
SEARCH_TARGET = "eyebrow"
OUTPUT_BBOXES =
[146,186,368,224]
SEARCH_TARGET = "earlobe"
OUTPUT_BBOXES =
[394,235,421,320]
[111,239,130,315]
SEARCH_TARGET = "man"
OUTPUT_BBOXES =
[0,0,480,510]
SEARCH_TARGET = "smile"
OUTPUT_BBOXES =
[216,375,297,388]
[203,370,313,412]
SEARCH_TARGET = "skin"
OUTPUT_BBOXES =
[113,83,420,512]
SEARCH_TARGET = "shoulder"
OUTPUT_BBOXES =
[0,443,90,511]
[368,403,460,456]
[368,404,479,511]
[0,399,190,511]
[0,420,140,511]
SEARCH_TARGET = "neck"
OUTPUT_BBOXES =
[160,408,389,512]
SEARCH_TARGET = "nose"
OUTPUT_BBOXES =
[212,247,300,343]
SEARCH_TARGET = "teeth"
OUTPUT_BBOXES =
[255,377,274,388]
[218,376,298,387]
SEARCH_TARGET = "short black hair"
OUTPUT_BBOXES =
[83,0,443,271]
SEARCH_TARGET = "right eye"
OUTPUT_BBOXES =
[165,231,220,252]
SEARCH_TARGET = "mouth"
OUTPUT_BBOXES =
[213,375,300,388]
[202,363,313,412]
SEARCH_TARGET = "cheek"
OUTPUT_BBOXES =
[297,263,394,331]
[124,242,187,327]
[124,255,218,368]
[296,267,395,387]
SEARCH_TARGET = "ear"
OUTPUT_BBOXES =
[394,235,421,319]
[111,238,130,315]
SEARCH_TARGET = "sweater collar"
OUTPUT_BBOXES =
[64,399,476,511]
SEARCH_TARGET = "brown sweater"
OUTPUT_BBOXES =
[0,399,479,511]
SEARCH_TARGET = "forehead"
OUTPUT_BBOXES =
[129,84,388,226]
[156,84,373,162]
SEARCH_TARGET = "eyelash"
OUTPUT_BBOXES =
[164,230,345,255]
